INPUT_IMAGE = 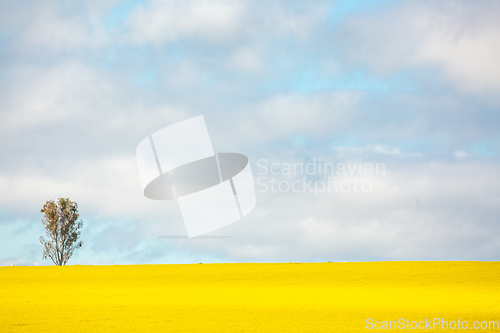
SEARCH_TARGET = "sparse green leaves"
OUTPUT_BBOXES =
[40,198,83,266]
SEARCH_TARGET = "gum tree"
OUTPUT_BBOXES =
[40,198,83,266]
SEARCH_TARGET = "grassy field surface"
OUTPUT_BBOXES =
[1,261,499,332]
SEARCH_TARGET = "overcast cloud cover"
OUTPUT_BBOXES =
[1,0,499,265]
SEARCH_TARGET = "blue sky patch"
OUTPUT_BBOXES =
[329,0,399,25]
[103,0,145,31]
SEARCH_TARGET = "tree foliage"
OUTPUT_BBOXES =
[40,198,83,266]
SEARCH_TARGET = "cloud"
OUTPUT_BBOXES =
[125,0,245,45]
[212,91,361,147]
[0,0,115,52]
[417,20,500,98]
[255,1,329,41]
[1,0,499,264]
[0,62,105,135]
[124,0,329,45]
[0,59,192,161]
[227,46,265,74]
[183,158,500,261]
[334,1,500,103]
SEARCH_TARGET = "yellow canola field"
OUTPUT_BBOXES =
[1,261,499,332]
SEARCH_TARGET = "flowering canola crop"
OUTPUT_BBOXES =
[1,261,499,332]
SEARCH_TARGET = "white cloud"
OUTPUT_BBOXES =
[338,1,500,101]
[417,25,500,97]
[126,0,245,45]
[0,0,114,52]
[219,91,361,146]
[254,1,329,41]
[124,0,329,45]
[1,0,499,264]
[227,46,265,74]
[186,159,500,261]
[0,62,107,134]
[160,60,209,89]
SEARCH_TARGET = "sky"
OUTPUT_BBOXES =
[0,0,499,265]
